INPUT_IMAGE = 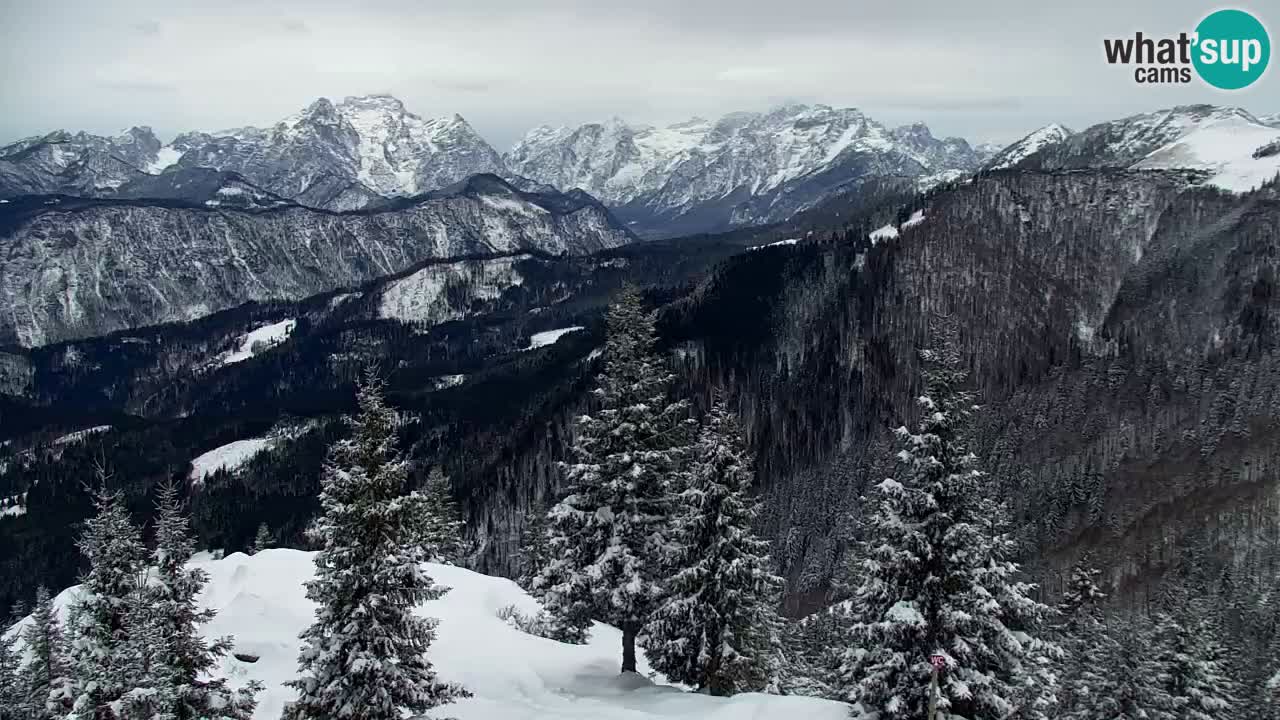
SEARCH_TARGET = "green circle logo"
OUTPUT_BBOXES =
[1193,9,1270,89]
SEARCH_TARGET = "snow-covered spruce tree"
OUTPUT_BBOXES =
[537,286,692,673]
[1151,611,1237,720]
[836,337,1058,720]
[516,505,551,590]
[66,483,150,719]
[642,394,784,695]
[0,620,20,720]
[1055,558,1115,720]
[283,370,467,720]
[418,467,466,565]
[1099,616,1167,720]
[250,523,274,555]
[127,480,260,719]
[781,604,851,697]
[21,586,69,719]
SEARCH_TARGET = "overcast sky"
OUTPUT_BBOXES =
[2,0,1277,149]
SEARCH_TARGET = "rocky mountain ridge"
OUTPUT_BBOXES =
[0,174,634,347]
[1,98,993,235]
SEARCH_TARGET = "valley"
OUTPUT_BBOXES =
[2,93,1280,718]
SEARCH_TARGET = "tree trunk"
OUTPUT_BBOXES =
[622,624,638,673]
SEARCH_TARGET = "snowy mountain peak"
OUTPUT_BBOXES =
[993,104,1267,172]
[147,95,507,208]
[985,123,1075,170]
[503,103,986,235]
[297,97,342,125]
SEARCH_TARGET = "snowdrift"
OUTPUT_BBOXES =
[6,549,849,720]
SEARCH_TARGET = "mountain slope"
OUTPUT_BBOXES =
[984,124,1074,170]
[3,99,996,234]
[165,95,506,210]
[505,104,990,237]
[0,127,161,198]
[1003,105,1262,169]
[990,105,1280,193]
[1133,114,1280,191]
[3,549,848,720]
[0,175,633,346]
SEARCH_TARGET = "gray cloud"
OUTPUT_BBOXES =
[1,0,1276,149]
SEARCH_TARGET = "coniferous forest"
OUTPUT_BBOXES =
[2,124,1280,717]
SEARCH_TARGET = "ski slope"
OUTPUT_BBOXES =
[6,549,849,720]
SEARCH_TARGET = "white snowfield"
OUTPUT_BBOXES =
[188,437,274,484]
[1135,114,1280,193]
[869,210,926,245]
[750,238,800,251]
[5,550,848,720]
[220,319,297,365]
[526,326,584,350]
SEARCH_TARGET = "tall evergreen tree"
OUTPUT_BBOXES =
[66,483,149,719]
[1099,617,1167,720]
[250,523,274,555]
[537,287,692,673]
[129,481,260,719]
[516,505,552,590]
[1151,611,1236,720]
[0,621,20,720]
[283,370,467,720]
[836,338,1058,719]
[418,467,466,565]
[1056,558,1115,720]
[20,585,68,720]
[642,394,784,695]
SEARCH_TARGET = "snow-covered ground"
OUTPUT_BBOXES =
[1135,115,1280,193]
[189,437,274,484]
[51,425,112,446]
[985,123,1073,170]
[750,238,799,250]
[901,209,926,229]
[220,320,297,365]
[868,224,898,243]
[869,210,926,245]
[5,550,848,720]
[525,326,584,350]
[378,257,524,327]
[432,374,468,389]
[146,147,183,174]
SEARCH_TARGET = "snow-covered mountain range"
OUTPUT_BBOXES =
[0,98,993,236]
[0,95,506,212]
[4,98,1278,241]
[0,174,633,346]
[505,105,991,235]
[990,105,1280,192]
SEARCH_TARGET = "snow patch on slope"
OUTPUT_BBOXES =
[986,124,1073,170]
[751,238,800,250]
[147,147,183,174]
[1134,115,1280,193]
[4,549,850,720]
[189,437,275,484]
[221,320,297,365]
[52,425,112,446]
[526,326,584,350]
[0,494,26,519]
[379,257,524,328]
[869,224,899,243]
